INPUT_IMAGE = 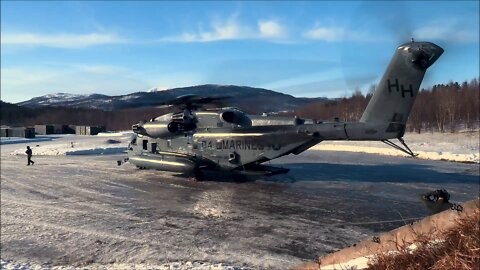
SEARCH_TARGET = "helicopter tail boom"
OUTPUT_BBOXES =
[359,41,443,138]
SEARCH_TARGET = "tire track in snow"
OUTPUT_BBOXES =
[1,194,144,222]
[2,216,150,245]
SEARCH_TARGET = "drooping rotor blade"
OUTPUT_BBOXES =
[194,96,230,104]
[158,94,232,110]
[154,104,174,110]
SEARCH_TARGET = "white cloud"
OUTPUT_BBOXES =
[200,20,246,41]
[304,18,479,44]
[258,20,285,38]
[1,68,57,86]
[160,16,288,43]
[303,24,372,42]
[1,32,127,48]
[161,16,250,42]
[413,20,479,43]
[0,65,206,102]
[1,66,148,102]
[74,64,126,75]
[304,26,345,41]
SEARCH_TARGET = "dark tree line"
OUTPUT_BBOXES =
[410,79,479,132]
[0,102,170,131]
[294,89,371,123]
[293,78,479,133]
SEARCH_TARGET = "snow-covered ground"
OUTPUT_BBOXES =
[0,259,250,270]
[3,131,478,163]
[6,133,131,156]
[0,136,58,145]
[1,132,478,270]
[312,131,479,163]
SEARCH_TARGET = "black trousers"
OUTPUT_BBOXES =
[27,155,34,165]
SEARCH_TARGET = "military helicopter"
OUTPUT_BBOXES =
[123,41,443,180]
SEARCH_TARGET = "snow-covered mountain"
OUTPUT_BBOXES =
[147,87,168,92]
[17,85,327,113]
[26,93,111,107]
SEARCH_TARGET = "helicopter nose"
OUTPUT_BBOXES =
[132,123,145,134]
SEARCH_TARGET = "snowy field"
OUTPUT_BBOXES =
[3,130,478,163]
[312,130,479,163]
[1,132,479,269]
[2,132,131,156]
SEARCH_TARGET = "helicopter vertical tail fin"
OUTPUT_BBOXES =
[360,41,443,137]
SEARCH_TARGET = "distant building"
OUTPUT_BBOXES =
[75,126,85,135]
[75,125,105,135]
[35,124,76,135]
[63,125,76,134]
[34,125,55,135]
[1,127,35,138]
[1,124,105,138]
[0,127,8,137]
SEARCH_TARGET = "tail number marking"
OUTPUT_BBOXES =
[387,79,414,98]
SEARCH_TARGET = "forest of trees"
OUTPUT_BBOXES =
[0,102,170,131]
[293,78,479,133]
[1,78,478,133]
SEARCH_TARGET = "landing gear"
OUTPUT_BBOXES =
[382,137,418,157]
[191,168,204,181]
[232,173,248,182]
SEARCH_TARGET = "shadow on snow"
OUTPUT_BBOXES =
[267,162,478,184]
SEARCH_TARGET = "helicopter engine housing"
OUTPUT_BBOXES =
[133,121,182,138]
[220,109,252,126]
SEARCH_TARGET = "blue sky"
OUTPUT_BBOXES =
[1,1,479,103]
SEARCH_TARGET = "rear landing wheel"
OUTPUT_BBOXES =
[193,169,204,181]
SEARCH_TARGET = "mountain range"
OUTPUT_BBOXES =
[17,84,327,113]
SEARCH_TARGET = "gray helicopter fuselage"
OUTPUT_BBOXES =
[127,41,444,177]
[128,110,317,172]
[128,109,402,174]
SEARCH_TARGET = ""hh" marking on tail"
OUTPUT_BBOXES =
[387,78,414,98]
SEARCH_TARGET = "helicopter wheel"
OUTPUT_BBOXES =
[231,173,247,182]
[191,168,204,181]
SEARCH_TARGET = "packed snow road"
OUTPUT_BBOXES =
[1,136,478,269]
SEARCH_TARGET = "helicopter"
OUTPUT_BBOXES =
[123,41,443,180]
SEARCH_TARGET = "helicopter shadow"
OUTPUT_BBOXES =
[173,171,256,183]
[265,162,479,185]
[170,162,478,185]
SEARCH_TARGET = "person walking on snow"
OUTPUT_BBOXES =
[25,146,34,166]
